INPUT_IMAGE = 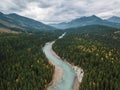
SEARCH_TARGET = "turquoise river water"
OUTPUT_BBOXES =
[43,33,76,90]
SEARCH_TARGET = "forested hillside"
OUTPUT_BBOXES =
[0,32,61,90]
[0,12,55,33]
[53,25,120,90]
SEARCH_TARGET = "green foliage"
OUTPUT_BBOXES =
[53,26,120,90]
[0,32,61,90]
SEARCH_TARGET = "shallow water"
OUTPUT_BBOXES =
[43,33,75,90]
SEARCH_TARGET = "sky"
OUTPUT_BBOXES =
[0,0,120,24]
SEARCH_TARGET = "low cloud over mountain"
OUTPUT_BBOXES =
[0,0,120,24]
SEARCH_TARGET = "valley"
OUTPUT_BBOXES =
[0,10,120,90]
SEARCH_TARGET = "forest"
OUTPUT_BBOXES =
[0,32,61,90]
[0,25,120,90]
[53,25,120,90]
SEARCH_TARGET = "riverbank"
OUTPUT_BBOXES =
[47,61,63,90]
[73,76,79,90]
[50,43,84,90]
[72,66,84,90]
[44,42,64,90]
[66,62,84,90]
[43,33,84,90]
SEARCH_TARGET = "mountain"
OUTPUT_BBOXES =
[107,16,120,23]
[0,12,55,33]
[51,15,120,29]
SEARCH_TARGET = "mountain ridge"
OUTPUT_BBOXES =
[107,16,120,23]
[50,15,120,29]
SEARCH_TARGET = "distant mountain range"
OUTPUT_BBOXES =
[0,12,120,33]
[0,12,55,33]
[50,15,120,29]
[107,16,120,23]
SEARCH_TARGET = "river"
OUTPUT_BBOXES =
[43,33,76,90]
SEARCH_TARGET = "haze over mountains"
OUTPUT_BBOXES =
[50,15,120,29]
[0,12,55,33]
[0,11,120,33]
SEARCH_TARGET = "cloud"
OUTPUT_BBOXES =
[0,0,120,24]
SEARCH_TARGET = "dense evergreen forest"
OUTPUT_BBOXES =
[53,25,120,90]
[0,32,61,90]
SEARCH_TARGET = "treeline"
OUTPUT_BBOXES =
[0,32,61,90]
[53,26,120,90]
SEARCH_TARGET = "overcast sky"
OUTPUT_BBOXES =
[0,0,120,24]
